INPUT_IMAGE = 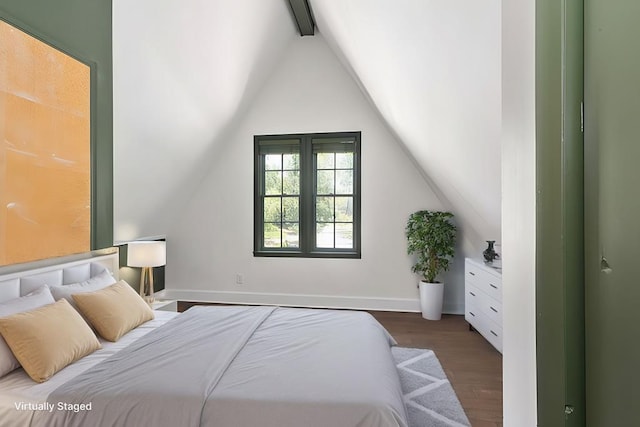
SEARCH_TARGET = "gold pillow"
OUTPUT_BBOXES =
[0,299,101,383]
[72,280,154,342]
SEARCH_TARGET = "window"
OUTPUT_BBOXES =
[254,132,361,258]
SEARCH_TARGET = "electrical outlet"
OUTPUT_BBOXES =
[235,274,244,285]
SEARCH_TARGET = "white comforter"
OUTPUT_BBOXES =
[1,306,408,427]
[0,311,177,426]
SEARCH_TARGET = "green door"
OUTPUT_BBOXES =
[584,1,640,425]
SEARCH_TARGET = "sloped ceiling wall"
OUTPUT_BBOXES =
[311,0,502,249]
[112,0,296,242]
[113,0,501,253]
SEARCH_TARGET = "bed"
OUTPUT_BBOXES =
[0,251,408,427]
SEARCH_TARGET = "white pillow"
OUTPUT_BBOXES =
[50,270,116,310]
[0,285,55,377]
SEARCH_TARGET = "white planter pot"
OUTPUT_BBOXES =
[419,281,444,320]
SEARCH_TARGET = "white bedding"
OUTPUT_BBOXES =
[0,311,178,425]
[0,306,407,427]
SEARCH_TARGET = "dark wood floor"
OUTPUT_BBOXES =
[178,302,502,426]
[369,312,503,427]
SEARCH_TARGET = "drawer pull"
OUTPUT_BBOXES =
[490,306,498,313]
[469,272,476,276]
[469,311,475,317]
[490,283,498,289]
[490,330,498,337]
[469,291,476,297]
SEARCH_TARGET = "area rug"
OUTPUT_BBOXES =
[392,347,471,427]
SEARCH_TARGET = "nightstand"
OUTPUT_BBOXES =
[150,299,177,312]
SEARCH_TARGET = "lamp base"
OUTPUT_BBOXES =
[139,266,155,305]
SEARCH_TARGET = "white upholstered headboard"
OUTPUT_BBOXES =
[0,252,120,304]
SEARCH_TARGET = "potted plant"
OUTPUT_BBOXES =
[406,210,457,320]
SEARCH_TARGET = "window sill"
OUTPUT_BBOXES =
[253,250,361,259]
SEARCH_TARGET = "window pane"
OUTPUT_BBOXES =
[265,171,282,195]
[263,197,281,222]
[265,154,282,171]
[335,197,353,222]
[283,153,299,170]
[335,170,353,194]
[335,223,353,249]
[282,197,299,222]
[282,223,299,248]
[264,223,281,248]
[336,152,353,169]
[317,152,334,169]
[283,170,299,195]
[316,170,334,194]
[316,196,334,222]
[316,223,334,248]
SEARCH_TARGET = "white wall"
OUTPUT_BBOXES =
[113,0,499,313]
[112,0,296,243]
[165,34,464,312]
[502,0,537,424]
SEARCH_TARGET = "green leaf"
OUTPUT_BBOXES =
[405,210,457,283]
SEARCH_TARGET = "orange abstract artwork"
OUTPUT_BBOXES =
[0,20,90,266]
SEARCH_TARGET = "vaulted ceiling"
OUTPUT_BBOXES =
[113,0,501,251]
[113,0,296,241]
[311,0,501,248]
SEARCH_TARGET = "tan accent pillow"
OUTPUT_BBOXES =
[0,285,56,378]
[0,298,101,383]
[72,280,154,342]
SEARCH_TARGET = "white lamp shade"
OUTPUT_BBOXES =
[127,241,166,267]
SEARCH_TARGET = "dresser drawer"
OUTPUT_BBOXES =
[465,304,503,353]
[482,296,502,326]
[465,284,482,310]
[470,284,502,326]
[465,259,502,302]
[479,319,503,353]
[465,299,481,324]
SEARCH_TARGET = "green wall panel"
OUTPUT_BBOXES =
[536,0,585,425]
[0,0,113,249]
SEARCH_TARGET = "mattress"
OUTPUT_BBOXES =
[0,306,408,427]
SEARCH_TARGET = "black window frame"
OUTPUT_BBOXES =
[254,131,361,258]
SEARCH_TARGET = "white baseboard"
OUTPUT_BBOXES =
[155,288,464,314]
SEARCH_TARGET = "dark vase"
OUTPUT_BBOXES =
[483,240,498,263]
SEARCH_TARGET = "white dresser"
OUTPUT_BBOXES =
[464,258,503,353]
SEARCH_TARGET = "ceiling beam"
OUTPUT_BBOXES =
[287,0,315,36]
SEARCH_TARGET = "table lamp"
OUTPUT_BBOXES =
[127,241,166,303]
